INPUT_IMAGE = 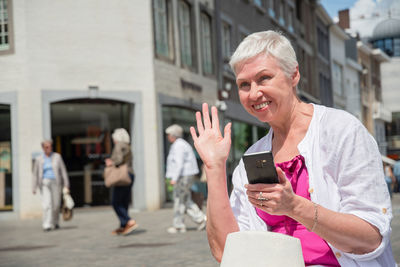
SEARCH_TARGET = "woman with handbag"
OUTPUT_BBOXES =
[105,128,138,235]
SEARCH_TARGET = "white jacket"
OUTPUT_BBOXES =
[230,104,396,266]
[166,138,199,182]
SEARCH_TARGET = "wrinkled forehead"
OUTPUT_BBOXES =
[234,53,277,75]
[235,53,279,79]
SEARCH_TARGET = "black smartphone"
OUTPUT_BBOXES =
[242,151,279,184]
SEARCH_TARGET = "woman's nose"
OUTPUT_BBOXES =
[249,82,262,100]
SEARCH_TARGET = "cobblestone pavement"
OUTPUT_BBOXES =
[0,205,218,267]
[1,194,400,267]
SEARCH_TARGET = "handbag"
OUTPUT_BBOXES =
[103,163,132,188]
[62,205,73,221]
[62,188,74,221]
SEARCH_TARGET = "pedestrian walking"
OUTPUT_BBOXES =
[384,162,396,197]
[105,128,138,236]
[165,124,206,234]
[32,140,70,231]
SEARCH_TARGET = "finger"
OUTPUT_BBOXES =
[277,167,287,184]
[211,106,220,131]
[223,122,232,142]
[190,126,198,142]
[196,111,204,134]
[247,190,269,201]
[202,103,212,129]
[249,197,266,209]
[246,183,274,192]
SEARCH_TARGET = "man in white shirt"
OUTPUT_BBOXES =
[165,124,206,233]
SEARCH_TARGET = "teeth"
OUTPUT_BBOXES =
[254,101,271,110]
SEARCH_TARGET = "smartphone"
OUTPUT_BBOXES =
[242,151,279,184]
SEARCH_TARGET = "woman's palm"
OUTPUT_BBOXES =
[190,103,231,168]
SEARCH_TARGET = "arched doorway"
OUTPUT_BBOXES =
[51,98,131,207]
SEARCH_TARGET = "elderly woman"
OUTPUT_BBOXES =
[190,31,395,266]
[105,128,138,235]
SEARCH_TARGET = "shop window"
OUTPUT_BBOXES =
[225,119,269,194]
[162,106,197,155]
[0,104,12,211]
[200,12,213,75]
[153,0,174,61]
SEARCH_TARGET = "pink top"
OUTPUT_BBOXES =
[255,155,340,267]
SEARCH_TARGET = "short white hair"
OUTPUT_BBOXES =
[41,139,53,147]
[229,31,298,78]
[165,124,183,138]
[112,128,130,144]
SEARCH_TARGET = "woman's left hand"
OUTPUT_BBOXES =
[245,167,298,216]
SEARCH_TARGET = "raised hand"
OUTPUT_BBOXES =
[190,103,232,170]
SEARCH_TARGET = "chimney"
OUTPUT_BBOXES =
[338,9,350,29]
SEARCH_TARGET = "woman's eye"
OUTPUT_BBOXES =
[259,75,270,83]
[239,82,250,90]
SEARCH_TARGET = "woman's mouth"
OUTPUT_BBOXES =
[253,101,271,110]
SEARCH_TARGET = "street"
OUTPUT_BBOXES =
[1,194,399,267]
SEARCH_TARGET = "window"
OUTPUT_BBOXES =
[394,38,400,57]
[0,0,11,52]
[153,0,174,60]
[332,62,343,96]
[317,25,329,59]
[254,0,266,9]
[374,39,384,51]
[384,38,393,56]
[178,0,195,69]
[278,1,285,26]
[295,0,302,21]
[222,21,231,60]
[269,0,275,17]
[288,8,294,33]
[200,12,213,75]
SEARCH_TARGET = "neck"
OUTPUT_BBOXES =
[271,102,313,144]
[269,99,303,136]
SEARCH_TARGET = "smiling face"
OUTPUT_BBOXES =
[236,53,300,125]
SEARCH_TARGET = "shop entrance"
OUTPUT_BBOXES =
[51,99,131,207]
[0,104,12,211]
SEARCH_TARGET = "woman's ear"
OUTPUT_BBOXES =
[291,66,300,87]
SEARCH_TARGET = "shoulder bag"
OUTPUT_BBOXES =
[104,163,132,188]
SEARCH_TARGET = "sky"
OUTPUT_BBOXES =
[320,0,400,37]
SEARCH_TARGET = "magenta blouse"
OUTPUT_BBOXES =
[255,155,340,267]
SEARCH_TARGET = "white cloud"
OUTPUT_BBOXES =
[349,0,400,37]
